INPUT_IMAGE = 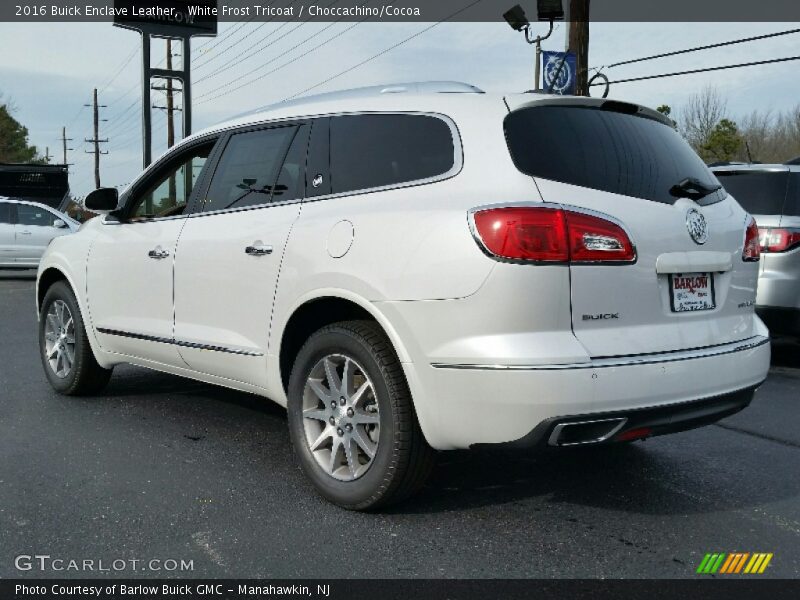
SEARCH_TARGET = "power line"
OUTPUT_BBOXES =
[192,18,271,72]
[196,17,360,102]
[602,28,800,70]
[590,55,800,87]
[98,44,139,95]
[283,0,485,102]
[194,0,318,87]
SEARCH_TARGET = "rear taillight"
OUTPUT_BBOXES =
[758,227,800,253]
[742,217,761,262]
[471,206,635,263]
[565,210,636,263]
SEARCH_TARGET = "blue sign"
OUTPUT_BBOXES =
[542,51,576,95]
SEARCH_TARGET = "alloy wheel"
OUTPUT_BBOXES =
[301,354,380,481]
[44,299,75,379]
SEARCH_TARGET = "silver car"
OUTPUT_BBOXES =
[713,164,800,337]
[0,198,78,269]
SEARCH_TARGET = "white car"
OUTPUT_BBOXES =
[0,198,77,269]
[36,83,771,509]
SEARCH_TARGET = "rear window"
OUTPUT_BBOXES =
[330,114,455,195]
[784,172,800,217]
[0,202,11,224]
[714,171,789,216]
[504,105,725,205]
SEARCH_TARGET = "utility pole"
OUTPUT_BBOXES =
[84,88,108,189]
[166,39,176,202]
[60,127,73,167]
[567,0,590,95]
[44,147,52,163]
[151,39,184,202]
[166,39,175,149]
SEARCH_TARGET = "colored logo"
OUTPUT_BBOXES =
[696,552,773,574]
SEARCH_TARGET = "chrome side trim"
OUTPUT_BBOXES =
[430,335,769,371]
[96,328,264,357]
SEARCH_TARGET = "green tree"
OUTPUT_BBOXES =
[700,118,742,163]
[656,104,672,117]
[0,100,42,163]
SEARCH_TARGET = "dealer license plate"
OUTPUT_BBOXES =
[669,272,715,312]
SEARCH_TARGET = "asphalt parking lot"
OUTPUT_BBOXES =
[1,272,798,579]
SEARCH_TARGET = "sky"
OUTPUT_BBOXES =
[1,19,799,196]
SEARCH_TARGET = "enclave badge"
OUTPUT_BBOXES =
[686,208,709,245]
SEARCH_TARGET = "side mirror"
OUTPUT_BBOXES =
[84,187,119,213]
[52,219,67,229]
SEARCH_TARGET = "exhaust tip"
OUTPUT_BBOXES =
[548,418,627,447]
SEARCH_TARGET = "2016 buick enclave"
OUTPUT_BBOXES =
[36,82,770,509]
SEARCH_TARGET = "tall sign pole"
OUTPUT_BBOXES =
[113,0,217,169]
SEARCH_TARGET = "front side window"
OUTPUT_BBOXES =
[16,204,59,227]
[0,202,12,224]
[203,126,299,212]
[128,143,212,220]
[329,114,456,195]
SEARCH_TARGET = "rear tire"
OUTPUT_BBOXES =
[39,281,112,395]
[287,320,435,510]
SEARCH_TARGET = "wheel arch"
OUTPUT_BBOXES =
[37,267,71,313]
[277,291,413,395]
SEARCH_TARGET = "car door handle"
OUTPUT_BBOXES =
[147,247,170,260]
[19,231,32,235]
[245,243,273,256]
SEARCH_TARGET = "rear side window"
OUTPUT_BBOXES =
[714,171,789,216]
[0,202,12,224]
[504,105,725,205]
[205,126,297,212]
[329,114,455,195]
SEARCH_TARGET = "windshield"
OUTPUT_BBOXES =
[504,105,726,206]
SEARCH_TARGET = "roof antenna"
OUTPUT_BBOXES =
[745,140,754,164]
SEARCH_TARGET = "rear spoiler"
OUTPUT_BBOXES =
[503,94,674,128]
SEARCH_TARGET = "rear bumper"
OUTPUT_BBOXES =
[756,305,800,337]
[498,384,758,449]
[409,334,770,450]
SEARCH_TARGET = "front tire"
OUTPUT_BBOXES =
[39,281,112,395]
[287,320,435,510]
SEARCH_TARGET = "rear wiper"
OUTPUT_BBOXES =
[669,177,722,201]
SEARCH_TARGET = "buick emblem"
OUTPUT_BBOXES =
[686,209,708,245]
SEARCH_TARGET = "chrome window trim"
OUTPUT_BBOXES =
[303,111,464,203]
[430,335,769,371]
[103,111,461,224]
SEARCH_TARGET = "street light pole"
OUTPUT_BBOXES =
[527,20,555,91]
[503,3,564,91]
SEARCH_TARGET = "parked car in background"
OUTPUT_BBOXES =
[712,164,800,337]
[0,197,78,269]
[36,83,770,509]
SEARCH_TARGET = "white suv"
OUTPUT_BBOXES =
[36,82,771,510]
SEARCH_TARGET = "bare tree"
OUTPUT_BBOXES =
[679,86,727,151]
[738,109,773,162]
